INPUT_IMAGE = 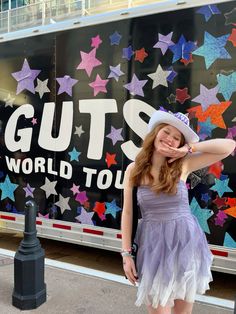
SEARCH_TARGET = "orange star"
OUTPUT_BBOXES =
[187,101,231,129]
[180,54,194,66]
[224,207,236,218]
[135,48,148,63]
[208,161,223,178]
[226,197,236,207]
[93,202,106,218]
[176,88,191,104]
[228,28,236,47]
[105,152,117,168]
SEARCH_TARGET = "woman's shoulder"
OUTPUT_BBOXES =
[126,161,135,172]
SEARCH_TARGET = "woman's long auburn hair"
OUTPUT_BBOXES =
[130,123,186,195]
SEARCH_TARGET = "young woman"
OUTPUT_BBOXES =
[121,110,235,314]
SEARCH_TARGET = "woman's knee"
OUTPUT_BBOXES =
[147,304,171,314]
[172,299,193,314]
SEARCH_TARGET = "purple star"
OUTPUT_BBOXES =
[75,191,88,205]
[11,59,41,95]
[108,64,124,81]
[56,75,78,96]
[109,31,122,45]
[106,126,124,145]
[23,183,35,198]
[124,74,148,97]
[192,84,220,111]
[122,45,134,60]
[75,207,94,225]
[153,32,174,55]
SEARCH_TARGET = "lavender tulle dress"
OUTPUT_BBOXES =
[134,180,213,308]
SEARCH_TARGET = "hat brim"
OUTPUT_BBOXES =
[148,111,199,143]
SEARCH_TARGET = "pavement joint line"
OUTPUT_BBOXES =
[0,248,234,310]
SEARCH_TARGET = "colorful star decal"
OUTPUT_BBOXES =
[224,8,236,26]
[0,175,18,201]
[68,147,81,162]
[176,87,191,104]
[148,65,171,88]
[75,207,94,225]
[153,32,174,55]
[123,74,147,97]
[108,64,124,82]
[226,198,236,207]
[217,72,236,100]
[228,28,236,47]
[106,126,124,145]
[11,59,41,95]
[135,48,148,63]
[40,177,57,198]
[208,161,223,179]
[75,191,88,205]
[31,118,37,125]
[23,183,35,198]
[56,75,78,96]
[193,32,231,69]
[180,54,194,66]
[223,233,236,249]
[89,74,109,96]
[224,206,236,218]
[105,152,117,168]
[38,213,49,219]
[210,178,233,197]
[93,201,106,219]
[169,35,197,62]
[55,194,71,214]
[105,200,121,218]
[187,101,231,129]
[4,94,15,107]
[192,84,220,111]
[198,117,217,137]
[196,5,221,22]
[122,45,134,60]
[167,93,176,104]
[226,126,236,139]
[212,195,227,209]
[35,78,50,98]
[190,197,213,234]
[167,67,177,83]
[201,193,211,203]
[109,31,122,45]
[91,35,102,49]
[70,183,80,195]
[76,48,102,77]
[214,210,228,227]
[74,125,85,137]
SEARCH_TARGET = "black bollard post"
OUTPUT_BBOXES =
[12,200,46,310]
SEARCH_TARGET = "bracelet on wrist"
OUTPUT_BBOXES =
[186,143,193,154]
[121,251,133,258]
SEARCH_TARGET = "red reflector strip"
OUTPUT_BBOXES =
[117,234,122,239]
[211,249,228,257]
[53,223,71,230]
[0,215,16,221]
[83,228,103,236]
[36,220,42,225]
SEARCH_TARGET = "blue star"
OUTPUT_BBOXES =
[68,147,81,162]
[193,32,231,69]
[109,31,122,45]
[167,67,177,83]
[190,197,213,234]
[122,45,134,60]
[201,193,211,203]
[105,200,121,219]
[0,175,18,201]
[196,5,221,22]
[217,72,236,100]
[210,178,233,197]
[198,117,217,137]
[169,35,197,63]
[224,233,236,249]
[220,174,228,181]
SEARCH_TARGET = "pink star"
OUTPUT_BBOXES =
[31,117,37,125]
[76,48,102,77]
[75,191,88,205]
[70,183,80,195]
[89,74,109,96]
[91,35,102,49]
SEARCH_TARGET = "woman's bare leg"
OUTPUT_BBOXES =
[147,304,172,314]
[172,299,193,314]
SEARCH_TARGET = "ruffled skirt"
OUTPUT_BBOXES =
[134,215,213,308]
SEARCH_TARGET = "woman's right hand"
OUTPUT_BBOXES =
[122,256,138,285]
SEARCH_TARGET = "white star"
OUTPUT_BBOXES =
[55,194,71,214]
[74,125,85,137]
[4,94,15,107]
[40,177,57,198]
[35,78,50,98]
[147,65,171,88]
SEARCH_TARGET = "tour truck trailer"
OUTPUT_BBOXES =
[0,0,236,274]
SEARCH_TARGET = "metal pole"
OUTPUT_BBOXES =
[12,200,46,310]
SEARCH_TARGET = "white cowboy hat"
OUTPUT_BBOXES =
[148,110,199,143]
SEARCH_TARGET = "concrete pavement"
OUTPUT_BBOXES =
[0,253,234,314]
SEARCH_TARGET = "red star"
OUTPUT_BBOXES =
[176,88,191,104]
[226,197,236,207]
[228,28,236,47]
[212,195,227,209]
[180,54,194,66]
[208,161,223,178]
[105,152,117,168]
[93,202,106,218]
[187,101,231,129]
[135,48,148,63]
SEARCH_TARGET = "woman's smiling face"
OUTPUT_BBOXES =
[154,124,183,155]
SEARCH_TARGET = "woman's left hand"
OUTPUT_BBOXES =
[162,143,189,163]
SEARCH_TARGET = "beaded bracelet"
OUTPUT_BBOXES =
[186,143,194,154]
